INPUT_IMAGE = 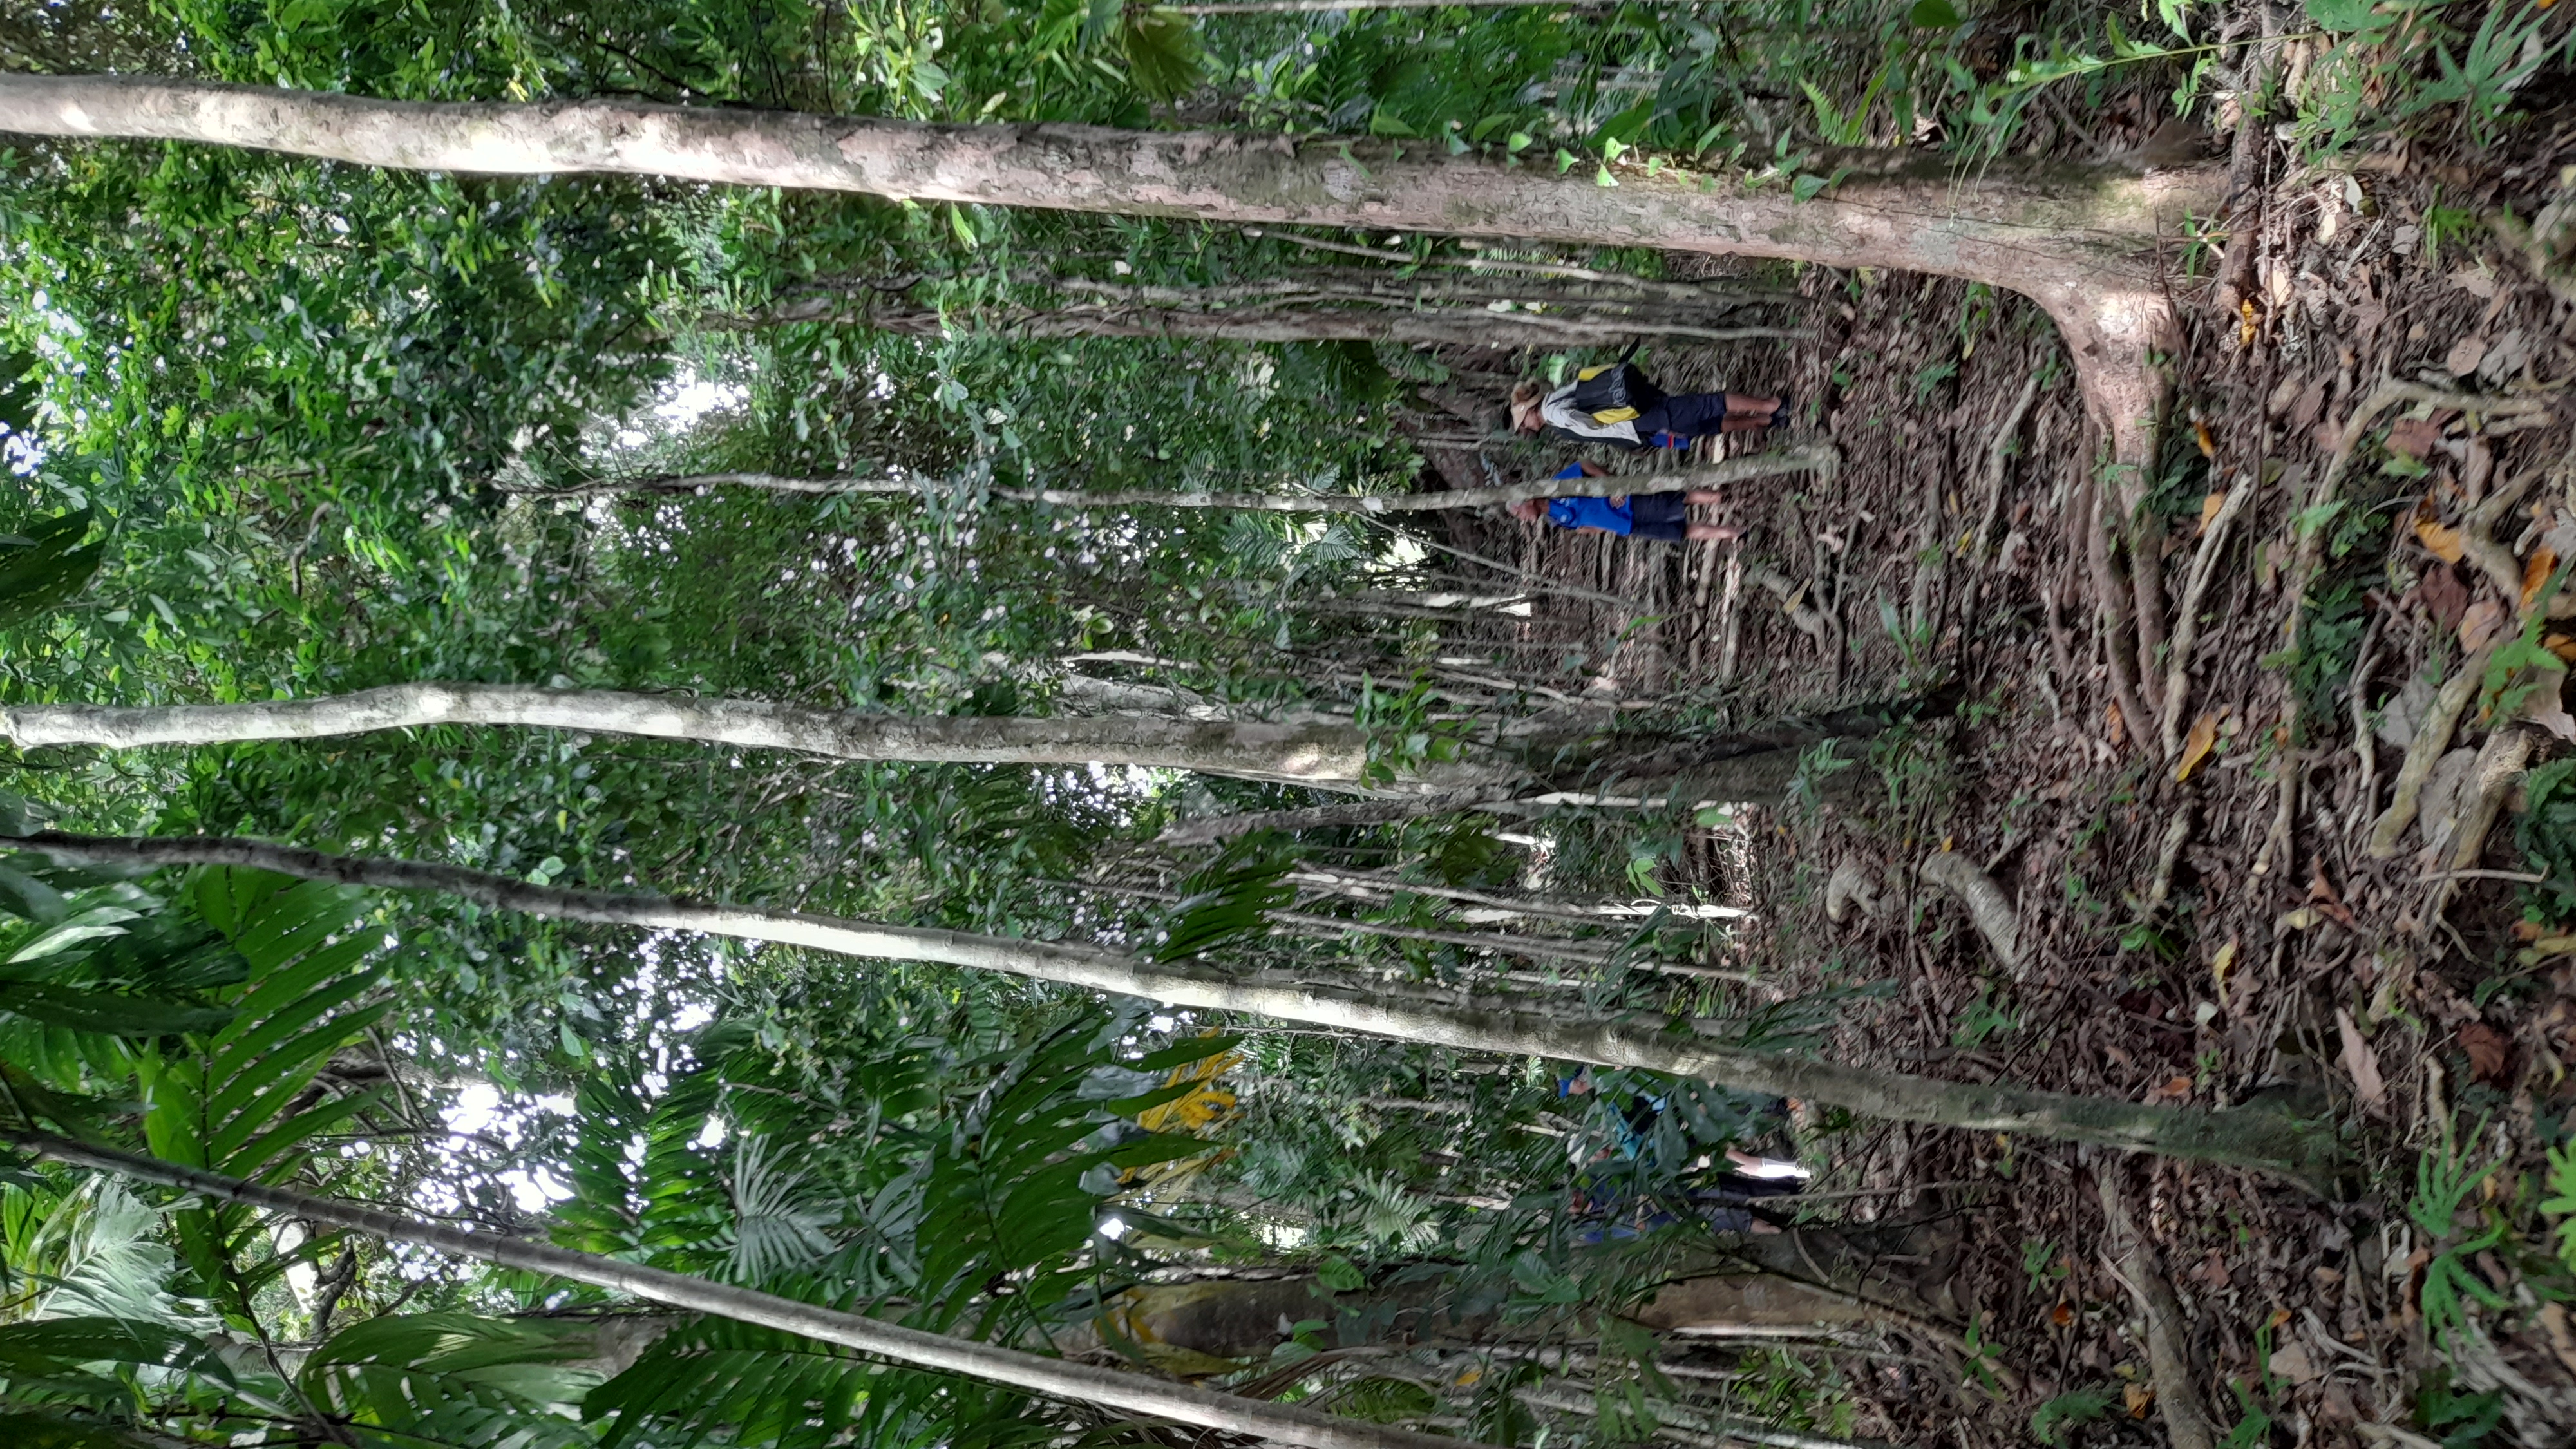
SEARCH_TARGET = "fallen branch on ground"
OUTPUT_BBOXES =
[2159,482,2255,759]
[2096,1167,2217,1449]
[2423,724,2537,927]
[1968,375,2043,565]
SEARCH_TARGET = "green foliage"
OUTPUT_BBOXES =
[0,511,104,629]
[2410,1124,2510,1349]
[298,1311,603,1449]
[2541,1142,2576,1272]
[132,869,388,1317]
[1153,832,1294,961]
[2031,1385,2116,1446]
[2517,757,2576,920]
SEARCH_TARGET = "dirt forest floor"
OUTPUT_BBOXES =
[1413,93,2576,1449]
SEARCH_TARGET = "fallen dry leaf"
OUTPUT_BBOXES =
[2175,712,2220,781]
[2309,860,2358,929]
[2105,700,2126,747]
[2415,516,2467,563]
[2269,1342,2321,1387]
[2458,1021,2512,1085]
[2422,564,2470,628]
[2124,1383,2155,1419]
[2195,417,2219,457]
[2291,378,2327,432]
[2211,936,2239,1006]
[2049,1300,2074,1327]
[2548,632,2576,664]
[2386,415,2445,460]
[2149,1075,2193,1103]
[2542,1302,2576,1379]
[2449,265,2499,299]
[2481,328,2533,383]
[2445,335,2490,377]
[2198,490,2229,536]
[2523,546,2560,610]
[2523,665,2576,743]
[2191,1250,2231,1291]
[2461,596,2507,651]
[2338,1007,2387,1110]
[2266,374,2302,417]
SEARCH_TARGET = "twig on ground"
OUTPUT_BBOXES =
[1750,567,1832,653]
[2158,480,2256,758]
[1918,851,2020,976]
[2454,467,2541,603]
[2365,641,2497,858]
[1968,375,2043,565]
[2251,718,2300,882]
[2145,806,2193,912]
[2347,610,2385,835]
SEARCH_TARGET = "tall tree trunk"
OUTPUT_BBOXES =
[0,681,1839,805]
[741,299,1803,349]
[20,831,2334,1180]
[518,446,1838,508]
[0,73,2212,470]
[0,683,1429,791]
[3,1128,1477,1449]
[1065,1223,1949,1374]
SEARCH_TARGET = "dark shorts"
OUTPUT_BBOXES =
[1627,491,1689,542]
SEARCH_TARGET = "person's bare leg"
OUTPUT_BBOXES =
[1684,522,1738,542]
[1683,489,1725,505]
[1721,391,1781,417]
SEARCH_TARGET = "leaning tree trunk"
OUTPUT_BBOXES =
[0,677,1855,807]
[742,299,1804,349]
[19,831,2334,1180]
[515,445,1837,507]
[1068,1222,1962,1374]
[0,73,2211,472]
[3,1129,1473,1449]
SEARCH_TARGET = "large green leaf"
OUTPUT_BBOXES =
[0,509,104,628]
[0,982,232,1037]
[133,868,388,1311]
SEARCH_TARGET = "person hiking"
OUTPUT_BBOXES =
[1508,370,1786,452]
[1505,460,1738,544]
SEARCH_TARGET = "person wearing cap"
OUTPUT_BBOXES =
[1505,460,1738,544]
[1510,378,1786,451]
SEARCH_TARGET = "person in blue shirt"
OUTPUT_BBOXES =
[1504,461,1737,542]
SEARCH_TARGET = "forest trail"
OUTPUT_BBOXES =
[1431,102,2576,1443]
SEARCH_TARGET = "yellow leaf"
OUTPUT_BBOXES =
[2211,935,2239,1005]
[2174,711,2220,781]
[2197,490,2228,536]
[2523,546,2559,611]
[2414,517,2465,564]
[2193,417,2218,459]
[2125,1383,2155,1419]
